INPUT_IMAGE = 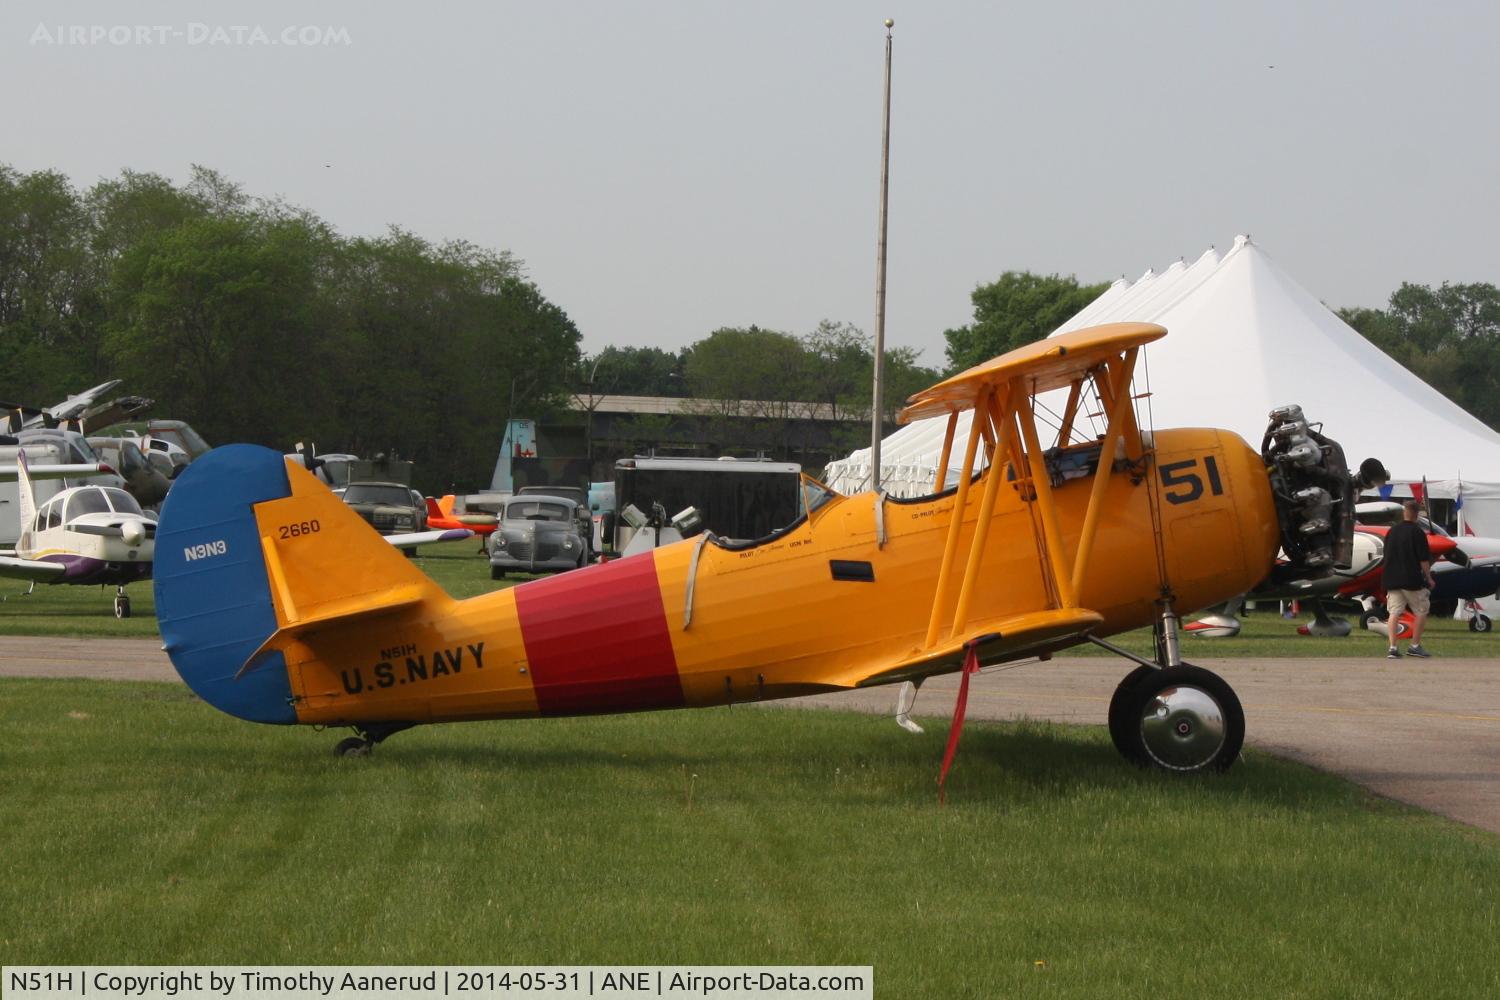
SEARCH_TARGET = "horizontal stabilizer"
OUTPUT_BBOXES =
[237,581,429,678]
[841,607,1104,688]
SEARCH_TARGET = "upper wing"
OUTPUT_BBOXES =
[899,322,1165,423]
[0,555,68,583]
[828,607,1104,689]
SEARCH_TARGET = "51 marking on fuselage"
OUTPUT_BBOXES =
[1159,454,1225,505]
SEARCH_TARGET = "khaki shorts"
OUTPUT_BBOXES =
[1388,587,1430,618]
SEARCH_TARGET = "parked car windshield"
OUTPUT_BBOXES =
[344,484,413,506]
[506,500,571,522]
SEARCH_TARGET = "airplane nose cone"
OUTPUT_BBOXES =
[121,520,145,546]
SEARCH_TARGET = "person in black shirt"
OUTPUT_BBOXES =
[1382,500,1435,658]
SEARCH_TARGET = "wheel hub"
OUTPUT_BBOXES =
[1140,685,1226,770]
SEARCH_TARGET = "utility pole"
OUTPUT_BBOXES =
[870,18,894,492]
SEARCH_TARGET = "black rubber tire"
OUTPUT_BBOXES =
[490,566,505,581]
[333,737,370,757]
[114,596,130,620]
[1128,665,1245,773]
[1471,615,1492,634]
[1107,665,1156,763]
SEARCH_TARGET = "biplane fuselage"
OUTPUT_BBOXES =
[156,324,1288,736]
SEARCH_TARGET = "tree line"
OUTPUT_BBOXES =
[0,164,581,492]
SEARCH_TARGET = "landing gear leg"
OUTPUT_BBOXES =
[1151,599,1184,667]
[113,587,131,619]
[333,721,416,757]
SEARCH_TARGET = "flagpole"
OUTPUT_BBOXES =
[870,18,894,492]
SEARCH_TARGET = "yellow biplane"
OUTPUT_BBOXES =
[155,322,1353,775]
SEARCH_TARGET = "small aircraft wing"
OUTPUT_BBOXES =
[900,322,1165,423]
[385,527,474,549]
[0,462,115,483]
[829,607,1105,689]
[0,554,68,583]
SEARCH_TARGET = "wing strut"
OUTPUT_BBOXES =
[1071,347,1139,588]
[923,397,989,649]
[951,385,1016,635]
[931,411,958,493]
[1018,392,1078,609]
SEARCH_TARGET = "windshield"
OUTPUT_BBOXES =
[103,488,144,515]
[344,484,412,506]
[801,475,839,515]
[506,500,570,522]
[65,488,111,520]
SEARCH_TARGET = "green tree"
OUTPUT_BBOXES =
[326,227,574,491]
[0,167,94,397]
[104,212,341,447]
[943,271,1109,373]
[1340,282,1500,430]
[579,345,686,397]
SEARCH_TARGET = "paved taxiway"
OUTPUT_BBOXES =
[3,636,1497,834]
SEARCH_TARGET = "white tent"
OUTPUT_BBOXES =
[825,235,1500,535]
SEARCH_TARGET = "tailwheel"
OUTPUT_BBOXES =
[333,736,371,757]
[333,721,415,757]
[113,594,131,619]
[1118,665,1244,773]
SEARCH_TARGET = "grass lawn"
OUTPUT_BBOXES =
[2,678,1498,998]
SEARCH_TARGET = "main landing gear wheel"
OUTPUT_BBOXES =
[1108,666,1155,763]
[1470,614,1492,633]
[113,594,131,619]
[1360,607,1385,631]
[1113,665,1245,773]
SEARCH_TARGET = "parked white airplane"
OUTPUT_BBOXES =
[0,448,469,618]
[0,449,156,617]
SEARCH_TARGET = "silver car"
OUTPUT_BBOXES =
[487,495,588,579]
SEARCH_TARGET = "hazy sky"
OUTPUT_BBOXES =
[5,1,1496,368]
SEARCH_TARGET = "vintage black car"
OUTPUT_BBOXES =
[342,481,428,536]
[487,495,588,579]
